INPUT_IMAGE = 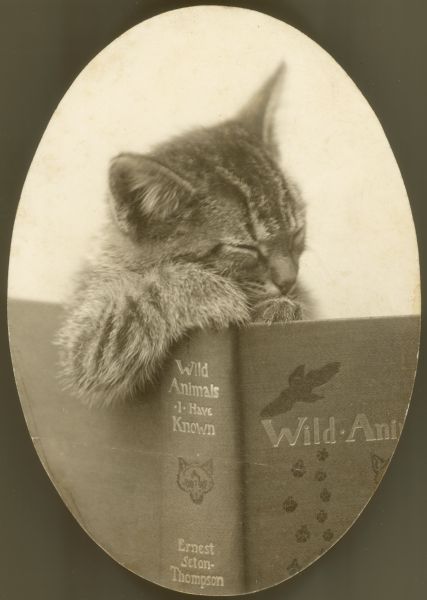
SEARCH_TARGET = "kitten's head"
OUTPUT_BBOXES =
[108,64,305,302]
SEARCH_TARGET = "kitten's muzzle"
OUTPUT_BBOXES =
[269,256,297,296]
[264,281,282,298]
[264,280,296,298]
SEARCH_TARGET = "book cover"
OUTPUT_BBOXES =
[8,301,419,594]
[238,316,419,587]
[153,315,419,593]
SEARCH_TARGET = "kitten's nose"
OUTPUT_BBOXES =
[269,256,297,295]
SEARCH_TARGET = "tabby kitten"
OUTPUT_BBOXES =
[56,64,306,406]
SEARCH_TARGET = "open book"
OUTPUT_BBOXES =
[155,315,419,593]
[8,301,419,594]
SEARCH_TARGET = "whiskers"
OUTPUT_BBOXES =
[240,281,278,303]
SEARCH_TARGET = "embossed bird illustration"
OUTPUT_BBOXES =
[260,362,340,418]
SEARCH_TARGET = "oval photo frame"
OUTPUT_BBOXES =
[8,6,420,595]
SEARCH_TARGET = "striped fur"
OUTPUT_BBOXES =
[56,263,250,406]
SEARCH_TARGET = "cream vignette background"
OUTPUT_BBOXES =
[8,6,420,319]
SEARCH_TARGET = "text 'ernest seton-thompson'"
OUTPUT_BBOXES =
[170,538,225,590]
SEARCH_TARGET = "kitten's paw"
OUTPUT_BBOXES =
[252,296,302,324]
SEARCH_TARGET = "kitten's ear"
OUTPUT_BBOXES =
[109,153,194,236]
[237,63,285,154]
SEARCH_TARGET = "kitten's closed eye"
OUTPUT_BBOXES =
[232,244,260,254]
[199,243,260,263]
[226,244,261,264]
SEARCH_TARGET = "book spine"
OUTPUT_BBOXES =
[157,328,245,595]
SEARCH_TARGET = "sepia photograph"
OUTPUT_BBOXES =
[6,4,421,596]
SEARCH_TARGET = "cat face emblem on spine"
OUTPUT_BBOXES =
[177,458,214,504]
[56,64,308,406]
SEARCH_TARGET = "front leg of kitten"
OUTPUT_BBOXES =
[56,262,249,406]
[251,296,302,324]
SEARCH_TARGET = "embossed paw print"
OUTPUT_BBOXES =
[371,453,389,484]
[283,496,298,513]
[291,459,306,478]
[320,488,331,502]
[295,525,311,543]
[315,470,327,481]
[323,529,334,542]
[317,448,329,461]
[316,509,328,523]
[287,558,301,576]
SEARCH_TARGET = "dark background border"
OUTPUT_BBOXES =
[1,1,425,599]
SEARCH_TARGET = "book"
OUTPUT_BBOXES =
[151,315,419,594]
[8,300,420,594]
